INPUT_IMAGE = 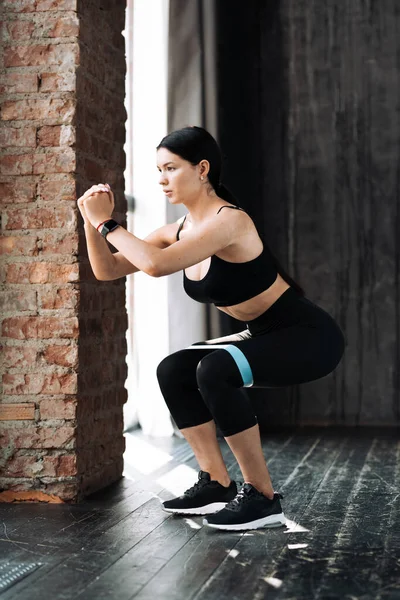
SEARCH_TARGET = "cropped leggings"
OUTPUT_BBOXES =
[156,288,345,437]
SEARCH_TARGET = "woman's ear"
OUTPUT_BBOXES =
[199,159,210,179]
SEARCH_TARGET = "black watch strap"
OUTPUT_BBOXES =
[100,219,120,239]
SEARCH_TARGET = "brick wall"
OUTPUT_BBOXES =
[0,0,128,502]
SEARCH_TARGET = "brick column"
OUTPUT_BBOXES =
[0,0,128,502]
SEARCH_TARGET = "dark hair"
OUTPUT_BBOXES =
[157,126,304,296]
[157,125,238,205]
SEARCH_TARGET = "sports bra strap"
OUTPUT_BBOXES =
[176,215,187,241]
[216,205,245,214]
[177,206,244,240]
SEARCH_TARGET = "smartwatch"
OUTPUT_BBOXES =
[99,219,120,239]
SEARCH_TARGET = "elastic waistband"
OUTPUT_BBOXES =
[246,287,303,335]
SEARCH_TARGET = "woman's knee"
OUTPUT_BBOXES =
[156,351,181,383]
[156,350,195,386]
[196,349,242,390]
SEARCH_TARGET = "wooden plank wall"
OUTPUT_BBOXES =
[216,0,400,427]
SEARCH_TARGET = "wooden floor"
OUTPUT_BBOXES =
[0,427,399,600]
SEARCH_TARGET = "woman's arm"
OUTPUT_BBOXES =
[79,184,181,281]
[82,187,246,278]
[87,221,182,281]
[84,222,127,280]
[105,208,244,277]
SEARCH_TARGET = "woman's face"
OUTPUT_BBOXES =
[157,148,203,204]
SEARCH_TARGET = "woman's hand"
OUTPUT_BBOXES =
[77,183,115,229]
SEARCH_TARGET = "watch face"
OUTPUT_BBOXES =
[101,220,119,237]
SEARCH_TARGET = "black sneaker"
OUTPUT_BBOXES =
[203,484,286,531]
[162,470,238,515]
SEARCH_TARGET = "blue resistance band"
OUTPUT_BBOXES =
[187,344,254,388]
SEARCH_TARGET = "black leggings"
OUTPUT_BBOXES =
[156,288,345,437]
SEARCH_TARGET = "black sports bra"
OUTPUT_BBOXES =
[176,206,278,307]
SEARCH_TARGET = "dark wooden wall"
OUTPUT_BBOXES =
[216,0,400,427]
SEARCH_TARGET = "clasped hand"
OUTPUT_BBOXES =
[77,183,115,229]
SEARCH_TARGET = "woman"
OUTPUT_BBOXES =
[78,126,345,532]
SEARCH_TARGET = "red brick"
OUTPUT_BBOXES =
[38,286,79,309]
[4,43,79,68]
[5,14,79,41]
[33,148,76,174]
[6,425,75,449]
[78,106,98,132]
[6,456,44,478]
[5,20,35,41]
[1,97,75,122]
[80,460,123,498]
[38,232,79,255]
[0,72,38,94]
[0,126,37,148]
[1,345,38,369]
[44,373,77,394]
[76,77,104,110]
[2,0,77,11]
[42,343,78,367]
[1,0,126,504]
[84,415,124,444]
[37,177,76,202]
[0,403,36,421]
[0,289,37,312]
[3,454,77,478]
[37,125,75,147]
[79,291,102,312]
[56,454,77,476]
[42,482,78,501]
[6,262,79,284]
[0,180,36,204]
[1,316,79,339]
[1,0,37,12]
[4,206,75,230]
[83,158,104,182]
[46,14,79,38]
[0,154,33,175]
[0,264,7,284]
[38,126,61,147]
[39,71,75,92]
[36,0,78,11]
[45,455,78,477]
[3,372,77,395]
[39,398,77,419]
[0,235,38,257]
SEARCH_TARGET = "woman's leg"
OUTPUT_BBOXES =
[224,424,274,498]
[156,348,231,486]
[157,347,242,514]
[156,348,213,431]
[196,349,274,497]
[196,323,344,499]
[180,420,231,487]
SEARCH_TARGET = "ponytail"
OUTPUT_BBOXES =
[216,183,240,206]
[264,239,305,296]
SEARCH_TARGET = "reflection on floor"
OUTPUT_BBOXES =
[0,427,399,600]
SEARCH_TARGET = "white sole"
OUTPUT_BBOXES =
[162,501,228,516]
[203,512,287,531]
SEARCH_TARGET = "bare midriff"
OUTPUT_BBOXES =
[180,210,292,322]
[216,273,291,322]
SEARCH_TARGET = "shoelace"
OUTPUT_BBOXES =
[184,478,209,498]
[225,487,258,512]
[225,487,282,512]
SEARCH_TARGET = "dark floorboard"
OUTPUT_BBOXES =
[0,427,399,600]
